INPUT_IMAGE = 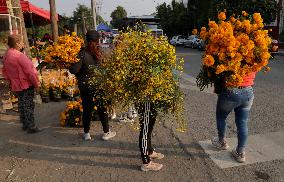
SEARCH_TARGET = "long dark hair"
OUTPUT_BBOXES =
[87,41,102,61]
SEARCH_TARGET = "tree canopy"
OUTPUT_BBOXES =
[110,6,127,29]
[156,0,279,37]
[211,0,279,24]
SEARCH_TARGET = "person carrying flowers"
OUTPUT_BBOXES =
[94,28,185,171]
[69,30,116,141]
[196,11,272,163]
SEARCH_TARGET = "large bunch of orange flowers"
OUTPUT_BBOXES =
[43,32,84,68]
[196,11,272,88]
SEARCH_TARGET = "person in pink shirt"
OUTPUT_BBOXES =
[3,35,42,134]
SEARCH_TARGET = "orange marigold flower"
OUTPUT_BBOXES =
[202,55,215,67]
[218,12,226,21]
[242,11,248,17]
[209,21,218,29]
[260,52,271,61]
[192,29,198,35]
[230,16,236,23]
[201,27,207,31]
[216,65,226,74]
[218,52,226,61]
[253,13,263,23]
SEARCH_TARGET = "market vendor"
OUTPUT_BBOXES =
[2,34,42,133]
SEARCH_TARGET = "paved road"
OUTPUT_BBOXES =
[0,47,283,182]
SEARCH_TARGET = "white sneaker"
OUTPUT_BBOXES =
[141,161,163,172]
[149,151,165,160]
[119,116,134,123]
[111,113,117,120]
[83,133,92,141]
[102,131,116,140]
[231,149,246,163]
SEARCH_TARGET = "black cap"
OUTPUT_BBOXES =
[86,30,100,42]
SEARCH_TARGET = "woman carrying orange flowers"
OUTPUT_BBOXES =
[196,11,272,163]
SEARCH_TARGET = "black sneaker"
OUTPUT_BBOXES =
[27,127,44,134]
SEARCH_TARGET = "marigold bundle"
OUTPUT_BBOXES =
[43,32,84,68]
[196,11,272,90]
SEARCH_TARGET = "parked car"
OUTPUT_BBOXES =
[192,38,202,48]
[197,39,206,51]
[184,35,199,48]
[112,29,119,37]
[170,35,187,46]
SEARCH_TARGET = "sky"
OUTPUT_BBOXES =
[29,0,173,22]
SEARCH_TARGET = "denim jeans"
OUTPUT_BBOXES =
[216,86,254,152]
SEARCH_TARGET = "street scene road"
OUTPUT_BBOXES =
[0,47,283,182]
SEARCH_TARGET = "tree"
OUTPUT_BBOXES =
[156,0,212,37]
[110,6,127,29]
[71,4,106,35]
[49,0,58,41]
[211,0,279,24]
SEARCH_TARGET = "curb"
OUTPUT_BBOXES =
[275,52,284,56]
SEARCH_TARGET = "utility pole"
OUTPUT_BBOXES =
[82,12,87,35]
[12,0,31,57]
[91,0,97,29]
[49,0,58,41]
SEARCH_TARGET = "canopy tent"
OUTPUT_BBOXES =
[96,23,111,32]
[0,0,58,27]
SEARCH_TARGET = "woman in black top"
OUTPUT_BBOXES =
[70,30,116,141]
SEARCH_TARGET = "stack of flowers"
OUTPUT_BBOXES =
[39,69,79,102]
[196,11,272,91]
[60,99,83,127]
[88,28,186,131]
[43,32,84,68]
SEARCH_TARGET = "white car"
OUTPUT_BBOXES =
[184,35,199,48]
[112,29,119,37]
[170,35,187,46]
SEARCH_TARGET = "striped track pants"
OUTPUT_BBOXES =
[138,102,157,164]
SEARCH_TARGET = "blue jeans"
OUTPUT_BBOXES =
[216,86,254,152]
